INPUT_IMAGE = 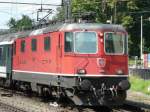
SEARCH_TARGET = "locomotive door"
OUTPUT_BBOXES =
[6,45,12,75]
[56,33,62,73]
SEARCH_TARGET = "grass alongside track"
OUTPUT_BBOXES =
[128,59,141,66]
[129,59,135,65]
[129,76,150,95]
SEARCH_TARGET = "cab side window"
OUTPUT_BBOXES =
[65,32,74,52]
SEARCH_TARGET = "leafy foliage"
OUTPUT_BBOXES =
[53,7,65,21]
[8,18,17,29]
[7,15,33,31]
[71,0,109,22]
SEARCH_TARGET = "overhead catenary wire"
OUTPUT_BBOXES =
[0,1,61,6]
[0,1,126,7]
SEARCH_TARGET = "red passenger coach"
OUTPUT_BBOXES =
[12,23,130,106]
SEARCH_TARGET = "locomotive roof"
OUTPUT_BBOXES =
[0,23,126,45]
[0,31,32,45]
[58,23,126,32]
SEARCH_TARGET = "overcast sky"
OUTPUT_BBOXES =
[0,0,61,29]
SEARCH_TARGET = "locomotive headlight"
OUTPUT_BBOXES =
[77,69,86,74]
[116,69,124,75]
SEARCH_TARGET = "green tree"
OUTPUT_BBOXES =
[72,0,107,22]
[53,7,65,21]
[7,15,33,31]
[16,15,33,30]
[7,18,17,30]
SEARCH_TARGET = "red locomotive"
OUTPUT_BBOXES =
[0,23,130,106]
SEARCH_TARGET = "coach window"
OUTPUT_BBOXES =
[65,32,74,52]
[31,38,37,51]
[0,47,3,60]
[0,47,5,66]
[21,40,25,52]
[44,36,50,51]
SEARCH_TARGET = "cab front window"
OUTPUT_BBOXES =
[74,32,97,54]
[104,32,125,54]
[64,32,97,54]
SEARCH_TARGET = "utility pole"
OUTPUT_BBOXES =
[113,0,128,24]
[63,0,71,22]
[141,15,143,60]
[114,0,117,24]
[129,11,150,62]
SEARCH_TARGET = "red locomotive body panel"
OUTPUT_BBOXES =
[13,29,128,77]
[12,23,130,106]
[13,32,128,76]
[13,32,59,73]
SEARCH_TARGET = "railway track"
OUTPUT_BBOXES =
[113,101,150,112]
[0,87,150,112]
[0,101,27,112]
[113,105,143,112]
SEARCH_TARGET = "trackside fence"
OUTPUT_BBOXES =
[129,68,150,80]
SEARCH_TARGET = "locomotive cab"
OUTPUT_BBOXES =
[63,29,128,76]
[61,23,130,106]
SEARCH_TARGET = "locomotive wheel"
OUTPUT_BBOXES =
[39,86,53,101]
